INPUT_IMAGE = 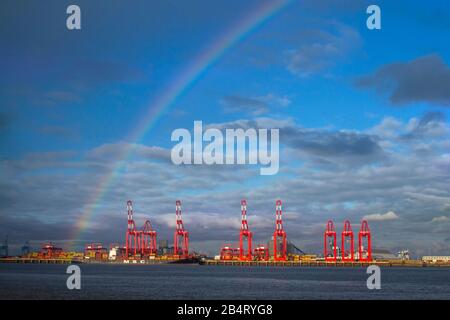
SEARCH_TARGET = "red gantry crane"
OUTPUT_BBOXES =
[341,220,354,262]
[358,220,372,262]
[141,220,157,256]
[125,200,158,258]
[273,200,287,261]
[239,200,253,261]
[174,200,189,258]
[324,220,337,262]
[125,200,140,257]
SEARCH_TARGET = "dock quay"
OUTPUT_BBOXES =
[0,257,198,265]
[2,257,450,267]
[0,257,79,264]
[200,259,450,268]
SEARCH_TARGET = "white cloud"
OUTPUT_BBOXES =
[286,23,362,77]
[363,211,399,221]
[431,216,450,223]
[257,93,291,107]
[367,116,403,139]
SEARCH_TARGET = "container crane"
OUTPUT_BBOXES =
[273,200,287,261]
[324,220,337,261]
[239,200,253,261]
[174,200,189,258]
[341,220,354,262]
[358,220,372,261]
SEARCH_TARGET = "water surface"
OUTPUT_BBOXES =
[0,264,449,299]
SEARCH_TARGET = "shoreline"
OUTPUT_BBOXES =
[1,257,450,268]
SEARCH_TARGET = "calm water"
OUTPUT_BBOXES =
[0,264,449,299]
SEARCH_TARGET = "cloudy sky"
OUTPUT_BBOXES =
[1,0,449,257]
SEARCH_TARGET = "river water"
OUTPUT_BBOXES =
[0,264,449,299]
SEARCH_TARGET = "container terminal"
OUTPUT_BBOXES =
[1,200,449,267]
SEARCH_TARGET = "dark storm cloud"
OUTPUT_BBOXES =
[281,127,383,159]
[210,118,384,164]
[356,54,450,106]
[0,214,76,242]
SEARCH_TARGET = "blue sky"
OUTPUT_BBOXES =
[1,0,450,256]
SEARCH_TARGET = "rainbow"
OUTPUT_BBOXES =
[71,0,292,245]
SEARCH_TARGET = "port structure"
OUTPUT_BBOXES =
[341,220,354,262]
[220,244,239,260]
[273,200,287,261]
[324,219,371,262]
[174,200,189,258]
[125,200,140,257]
[85,243,106,254]
[85,243,107,259]
[239,200,253,261]
[125,200,158,258]
[253,244,269,261]
[142,220,157,256]
[41,242,62,258]
[324,220,337,261]
[358,220,372,262]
